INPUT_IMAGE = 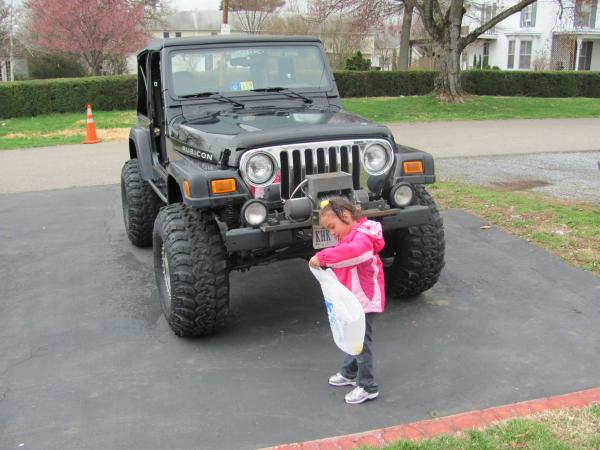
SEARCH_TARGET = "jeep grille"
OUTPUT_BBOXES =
[241,139,393,200]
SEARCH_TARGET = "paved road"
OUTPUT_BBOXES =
[386,118,600,158]
[437,151,600,203]
[2,118,599,194]
[1,186,599,450]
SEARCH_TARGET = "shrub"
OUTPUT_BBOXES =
[461,70,600,97]
[335,70,437,97]
[335,69,600,98]
[27,52,86,80]
[0,75,136,118]
[345,51,371,71]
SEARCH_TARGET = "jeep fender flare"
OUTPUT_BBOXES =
[369,149,436,196]
[167,159,251,208]
[129,126,154,180]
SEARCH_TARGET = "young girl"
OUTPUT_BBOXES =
[308,197,385,405]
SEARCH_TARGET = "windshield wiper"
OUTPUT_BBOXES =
[251,87,313,104]
[179,91,245,108]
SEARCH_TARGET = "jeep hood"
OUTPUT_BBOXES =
[169,107,394,164]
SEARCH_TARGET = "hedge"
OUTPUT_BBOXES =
[335,69,600,98]
[0,75,136,119]
[334,70,437,97]
[461,70,600,98]
[1,70,599,118]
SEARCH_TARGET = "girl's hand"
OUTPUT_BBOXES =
[308,256,321,269]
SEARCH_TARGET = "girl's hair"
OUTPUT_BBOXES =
[319,197,362,224]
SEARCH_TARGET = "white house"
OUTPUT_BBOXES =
[149,10,241,39]
[461,0,600,70]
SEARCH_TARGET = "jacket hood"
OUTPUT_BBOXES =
[357,218,385,253]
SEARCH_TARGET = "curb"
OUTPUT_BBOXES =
[262,386,600,450]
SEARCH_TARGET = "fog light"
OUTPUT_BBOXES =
[242,200,268,227]
[391,184,413,207]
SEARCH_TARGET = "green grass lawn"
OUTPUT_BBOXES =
[371,405,600,449]
[0,110,135,150]
[2,96,600,150]
[342,95,600,123]
[430,181,600,276]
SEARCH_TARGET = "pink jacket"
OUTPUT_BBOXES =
[316,217,386,313]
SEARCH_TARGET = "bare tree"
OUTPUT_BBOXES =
[533,46,551,70]
[266,13,314,35]
[228,0,285,34]
[413,0,537,101]
[375,24,400,70]
[0,0,13,80]
[0,1,8,40]
[314,0,538,102]
[398,0,413,70]
[320,14,371,69]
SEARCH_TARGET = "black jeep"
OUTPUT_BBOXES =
[121,35,445,337]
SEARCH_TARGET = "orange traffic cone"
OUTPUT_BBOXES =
[83,103,100,144]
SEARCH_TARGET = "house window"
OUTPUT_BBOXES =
[163,32,170,38]
[578,41,594,69]
[520,2,537,27]
[575,0,597,27]
[480,2,497,24]
[483,42,490,67]
[519,40,532,69]
[175,32,182,38]
[507,40,515,68]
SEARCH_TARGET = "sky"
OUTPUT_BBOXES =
[11,0,305,13]
[170,0,221,10]
[168,0,308,12]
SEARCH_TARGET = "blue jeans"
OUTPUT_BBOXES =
[340,313,378,393]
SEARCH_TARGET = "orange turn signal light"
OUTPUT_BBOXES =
[183,180,191,198]
[403,160,423,175]
[211,178,237,194]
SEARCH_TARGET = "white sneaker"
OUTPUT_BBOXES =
[328,372,356,386]
[344,386,379,404]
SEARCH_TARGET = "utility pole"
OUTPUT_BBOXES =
[9,0,14,81]
[221,0,230,34]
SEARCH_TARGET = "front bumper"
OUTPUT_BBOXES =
[224,204,431,253]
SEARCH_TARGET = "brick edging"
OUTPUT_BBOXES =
[262,386,600,450]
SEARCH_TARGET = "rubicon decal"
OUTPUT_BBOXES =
[179,145,214,162]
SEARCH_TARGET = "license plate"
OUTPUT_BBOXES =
[313,226,338,249]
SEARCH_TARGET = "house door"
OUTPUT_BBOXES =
[578,41,593,70]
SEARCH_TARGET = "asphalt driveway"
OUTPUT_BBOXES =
[1,186,599,450]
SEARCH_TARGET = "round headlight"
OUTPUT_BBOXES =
[362,143,391,175]
[242,200,268,227]
[391,184,413,207]
[245,153,275,186]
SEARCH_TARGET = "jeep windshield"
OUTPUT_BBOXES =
[169,45,331,99]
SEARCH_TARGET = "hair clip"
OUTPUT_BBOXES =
[320,199,330,208]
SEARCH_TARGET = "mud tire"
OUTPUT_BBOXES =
[153,203,229,337]
[383,185,445,298]
[121,159,162,247]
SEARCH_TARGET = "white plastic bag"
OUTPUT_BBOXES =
[310,267,366,355]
